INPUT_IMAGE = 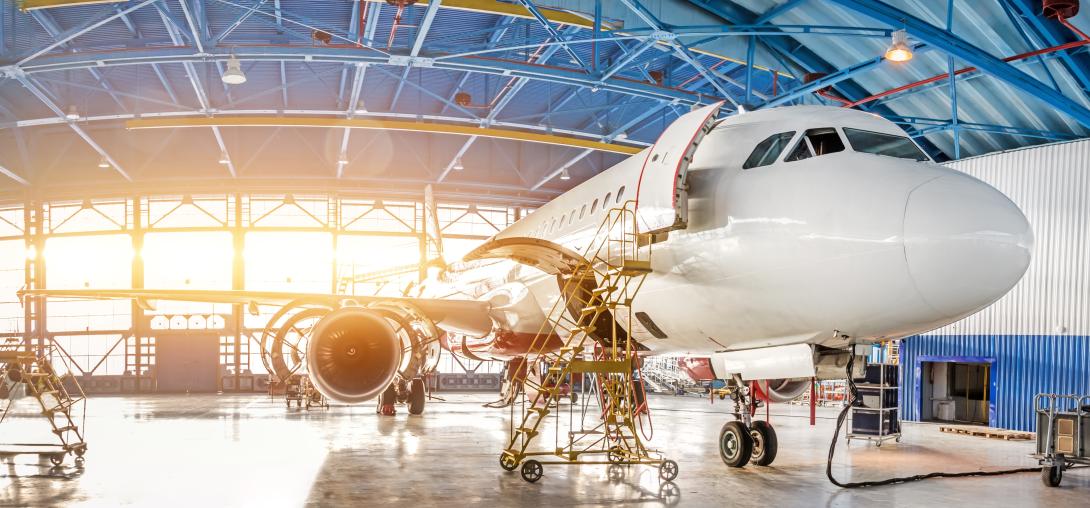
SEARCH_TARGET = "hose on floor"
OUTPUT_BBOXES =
[826,357,1039,488]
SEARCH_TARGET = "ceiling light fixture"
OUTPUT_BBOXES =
[222,55,247,85]
[97,156,109,169]
[453,157,464,171]
[338,152,349,165]
[560,168,571,180]
[219,151,231,164]
[65,105,79,121]
[885,29,913,62]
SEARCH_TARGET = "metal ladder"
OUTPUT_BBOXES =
[0,339,88,465]
[499,202,678,483]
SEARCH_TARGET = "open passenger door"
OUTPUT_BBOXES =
[635,102,723,234]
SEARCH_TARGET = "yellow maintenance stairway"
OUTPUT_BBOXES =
[499,202,678,483]
[0,338,88,466]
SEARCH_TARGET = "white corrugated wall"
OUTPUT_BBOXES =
[927,139,1090,336]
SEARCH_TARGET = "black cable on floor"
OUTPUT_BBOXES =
[826,357,1040,488]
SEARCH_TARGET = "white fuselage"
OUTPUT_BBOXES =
[437,106,1033,360]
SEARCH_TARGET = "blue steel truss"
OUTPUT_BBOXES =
[0,0,1086,203]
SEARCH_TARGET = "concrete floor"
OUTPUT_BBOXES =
[0,392,1086,507]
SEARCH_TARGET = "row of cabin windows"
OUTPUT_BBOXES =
[532,185,627,237]
[742,127,928,170]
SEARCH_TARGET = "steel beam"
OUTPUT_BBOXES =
[17,0,160,65]
[828,0,1090,128]
[126,116,643,155]
[14,75,130,180]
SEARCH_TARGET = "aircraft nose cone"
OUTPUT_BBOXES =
[904,175,1033,320]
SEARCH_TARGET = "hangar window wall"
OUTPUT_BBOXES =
[0,194,526,390]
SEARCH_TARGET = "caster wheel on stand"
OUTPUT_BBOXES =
[659,459,679,481]
[520,459,543,483]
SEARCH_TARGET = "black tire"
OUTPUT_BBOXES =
[378,383,397,413]
[521,459,543,483]
[719,421,752,468]
[1042,465,1062,487]
[608,446,624,464]
[570,391,578,404]
[408,378,426,415]
[749,420,778,466]
[499,453,519,472]
[49,455,62,466]
[659,459,679,481]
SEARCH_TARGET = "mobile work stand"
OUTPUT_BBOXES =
[0,338,88,466]
[498,203,678,484]
[1034,393,1090,487]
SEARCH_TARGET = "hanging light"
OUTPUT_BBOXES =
[560,168,571,180]
[221,55,247,85]
[65,105,80,121]
[219,151,231,164]
[97,156,110,169]
[885,29,913,62]
[453,157,464,171]
[337,151,349,165]
[354,99,367,115]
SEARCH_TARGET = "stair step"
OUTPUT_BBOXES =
[52,425,78,434]
[515,427,539,438]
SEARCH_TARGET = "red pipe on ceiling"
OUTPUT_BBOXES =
[843,19,1090,109]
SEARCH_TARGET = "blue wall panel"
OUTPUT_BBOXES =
[900,334,1090,432]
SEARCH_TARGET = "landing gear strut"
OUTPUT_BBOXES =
[718,375,778,468]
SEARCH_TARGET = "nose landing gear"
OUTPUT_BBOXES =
[717,375,779,468]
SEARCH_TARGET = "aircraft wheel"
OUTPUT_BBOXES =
[408,378,426,415]
[719,421,752,468]
[570,391,578,404]
[749,421,778,466]
[520,459,543,483]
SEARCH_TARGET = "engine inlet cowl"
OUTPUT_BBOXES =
[306,307,402,404]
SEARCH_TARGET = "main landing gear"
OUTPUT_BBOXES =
[377,377,427,416]
[718,375,778,468]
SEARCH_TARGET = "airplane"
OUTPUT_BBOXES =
[20,102,1033,469]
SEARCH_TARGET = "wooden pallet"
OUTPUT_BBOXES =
[939,425,1033,441]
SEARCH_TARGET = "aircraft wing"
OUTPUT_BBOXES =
[20,288,494,337]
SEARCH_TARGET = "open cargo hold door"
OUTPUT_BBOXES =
[635,102,723,234]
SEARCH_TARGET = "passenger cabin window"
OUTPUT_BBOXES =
[590,198,599,214]
[616,186,625,204]
[843,128,929,162]
[603,192,612,209]
[743,131,794,169]
[785,127,845,163]
[579,204,587,220]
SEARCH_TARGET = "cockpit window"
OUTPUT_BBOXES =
[805,128,845,155]
[743,131,795,169]
[784,127,844,163]
[843,128,929,162]
[784,138,812,162]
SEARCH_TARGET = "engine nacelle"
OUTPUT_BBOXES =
[306,307,402,404]
[753,378,811,403]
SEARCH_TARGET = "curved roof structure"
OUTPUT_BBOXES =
[0,0,1087,205]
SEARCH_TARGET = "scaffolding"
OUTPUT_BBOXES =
[498,202,677,483]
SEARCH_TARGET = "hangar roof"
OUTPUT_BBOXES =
[0,0,1087,205]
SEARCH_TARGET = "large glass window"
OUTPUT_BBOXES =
[743,131,795,169]
[843,128,930,161]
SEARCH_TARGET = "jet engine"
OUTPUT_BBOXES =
[753,378,811,403]
[305,307,402,404]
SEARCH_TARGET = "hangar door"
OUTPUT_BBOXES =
[155,334,220,393]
